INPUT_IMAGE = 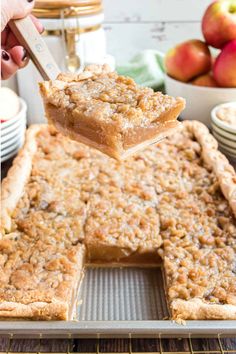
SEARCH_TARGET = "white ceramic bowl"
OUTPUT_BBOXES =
[217,141,236,158]
[1,98,27,128]
[1,117,26,138]
[210,102,236,159]
[1,136,24,157]
[1,98,27,162]
[1,122,26,144]
[1,139,24,163]
[211,102,236,134]
[165,74,236,127]
[212,130,236,149]
[219,145,236,161]
[211,121,236,141]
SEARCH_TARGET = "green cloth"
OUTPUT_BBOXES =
[117,50,165,91]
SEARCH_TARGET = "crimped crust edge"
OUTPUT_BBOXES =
[185,120,236,218]
[1,124,48,234]
[172,298,236,320]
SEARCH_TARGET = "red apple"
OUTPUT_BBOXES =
[165,39,212,82]
[213,40,236,87]
[202,0,236,49]
[191,73,218,87]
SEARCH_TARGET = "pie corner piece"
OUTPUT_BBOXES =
[39,64,186,160]
[0,243,85,320]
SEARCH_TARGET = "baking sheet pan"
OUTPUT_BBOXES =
[0,267,235,338]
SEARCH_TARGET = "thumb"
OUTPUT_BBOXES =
[1,0,35,31]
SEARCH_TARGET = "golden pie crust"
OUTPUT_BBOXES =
[1,121,236,320]
[39,65,185,159]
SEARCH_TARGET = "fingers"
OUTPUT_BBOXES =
[1,50,19,80]
[9,46,29,68]
[30,15,44,34]
[1,27,9,46]
[1,0,43,80]
[2,18,43,49]
[1,0,35,31]
[1,46,29,80]
[2,30,19,49]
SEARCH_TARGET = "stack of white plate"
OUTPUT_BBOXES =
[1,99,27,163]
[211,102,236,161]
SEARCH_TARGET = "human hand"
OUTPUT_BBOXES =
[1,0,44,79]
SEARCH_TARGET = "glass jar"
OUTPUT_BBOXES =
[17,0,115,123]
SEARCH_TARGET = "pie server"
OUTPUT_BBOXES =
[9,17,60,81]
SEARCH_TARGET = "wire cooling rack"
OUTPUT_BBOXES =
[0,335,236,354]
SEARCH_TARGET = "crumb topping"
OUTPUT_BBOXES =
[44,67,180,128]
[0,123,235,310]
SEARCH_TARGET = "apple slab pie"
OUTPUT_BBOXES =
[39,65,185,159]
[1,121,236,320]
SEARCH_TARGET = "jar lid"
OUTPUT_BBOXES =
[33,0,103,18]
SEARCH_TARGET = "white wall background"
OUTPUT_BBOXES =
[103,0,212,63]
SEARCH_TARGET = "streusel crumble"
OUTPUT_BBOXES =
[1,121,235,320]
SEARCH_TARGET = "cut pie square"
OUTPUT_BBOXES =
[1,121,236,320]
[164,243,236,320]
[0,238,85,320]
[85,192,162,264]
[39,65,185,159]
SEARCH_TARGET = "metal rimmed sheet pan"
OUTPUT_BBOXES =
[0,267,235,338]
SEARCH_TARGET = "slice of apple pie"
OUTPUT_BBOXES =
[39,65,185,159]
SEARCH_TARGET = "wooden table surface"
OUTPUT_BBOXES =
[0,336,235,353]
[1,158,236,354]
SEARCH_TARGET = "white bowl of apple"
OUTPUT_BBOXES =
[165,74,236,127]
[164,0,236,127]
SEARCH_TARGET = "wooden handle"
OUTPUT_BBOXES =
[9,17,60,81]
